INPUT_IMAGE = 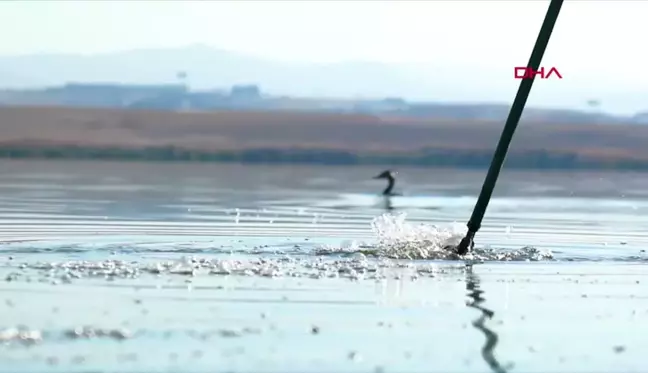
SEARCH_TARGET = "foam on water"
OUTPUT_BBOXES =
[1,254,467,287]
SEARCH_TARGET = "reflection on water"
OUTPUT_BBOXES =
[466,263,507,373]
[381,195,394,211]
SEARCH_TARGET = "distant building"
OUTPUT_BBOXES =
[380,97,408,111]
[351,97,409,114]
[632,112,648,124]
[45,83,189,108]
[60,83,187,93]
[230,85,261,100]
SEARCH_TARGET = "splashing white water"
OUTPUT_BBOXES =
[365,212,553,261]
[369,213,465,259]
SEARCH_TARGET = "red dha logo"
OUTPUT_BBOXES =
[514,67,563,79]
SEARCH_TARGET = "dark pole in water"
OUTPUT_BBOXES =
[455,0,564,255]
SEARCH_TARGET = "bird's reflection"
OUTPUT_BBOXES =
[465,263,507,373]
[381,195,394,211]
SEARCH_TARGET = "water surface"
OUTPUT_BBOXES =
[1,160,647,373]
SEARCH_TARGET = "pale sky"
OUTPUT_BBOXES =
[0,0,646,113]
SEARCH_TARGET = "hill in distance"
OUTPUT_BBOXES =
[0,44,645,119]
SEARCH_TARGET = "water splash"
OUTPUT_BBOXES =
[367,213,553,261]
[370,212,465,259]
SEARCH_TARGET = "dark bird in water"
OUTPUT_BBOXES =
[373,170,399,196]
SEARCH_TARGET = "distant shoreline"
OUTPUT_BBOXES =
[3,145,648,171]
[2,105,648,171]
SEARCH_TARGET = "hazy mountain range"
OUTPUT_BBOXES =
[0,45,454,97]
[0,45,645,118]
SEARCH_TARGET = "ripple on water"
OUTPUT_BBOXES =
[5,164,648,372]
[0,211,556,264]
[1,211,558,292]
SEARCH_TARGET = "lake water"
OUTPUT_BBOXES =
[1,160,647,373]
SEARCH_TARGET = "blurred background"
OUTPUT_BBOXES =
[0,0,646,169]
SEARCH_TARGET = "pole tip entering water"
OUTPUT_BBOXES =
[455,232,475,255]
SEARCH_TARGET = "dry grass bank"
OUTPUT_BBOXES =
[1,105,647,167]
